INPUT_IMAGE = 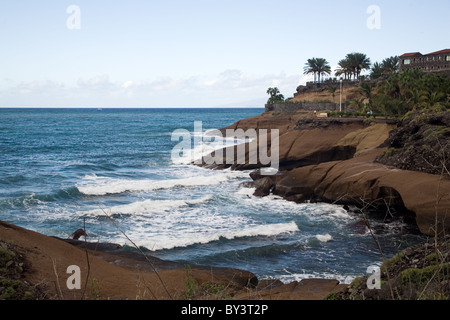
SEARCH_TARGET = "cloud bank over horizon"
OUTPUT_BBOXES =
[0,70,304,108]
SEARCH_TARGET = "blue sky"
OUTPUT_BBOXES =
[0,0,449,107]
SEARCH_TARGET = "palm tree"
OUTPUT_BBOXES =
[328,85,338,103]
[304,58,331,83]
[349,98,366,113]
[359,82,374,110]
[422,91,446,107]
[304,58,318,83]
[381,56,399,75]
[370,62,384,79]
[406,88,428,108]
[315,58,331,83]
[266,87,280,97]
[370,56,399,79]
[378,75,401,99]
[266,87,285,104]
[335,59,353,80]
[346,53,371,79]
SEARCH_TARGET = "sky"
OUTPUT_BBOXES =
[0,0,449,108]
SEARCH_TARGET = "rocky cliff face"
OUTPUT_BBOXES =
[376,111,450,176]
[293,82,363,103]
[201,111,450,236]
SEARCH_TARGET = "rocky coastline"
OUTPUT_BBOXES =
[203,110,450,237]
[0,219,347,300]
[1,110,449,301]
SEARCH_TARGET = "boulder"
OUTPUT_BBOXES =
[253,177,275,197]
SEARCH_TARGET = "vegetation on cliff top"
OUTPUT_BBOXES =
[370,69,450,116]
[318,61,449,116]
[367,69,449,176]
[271,68,449,117]
[272,50,449,116]
[326,236,450,300]
[266,87,285,104]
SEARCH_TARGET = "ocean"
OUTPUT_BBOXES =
[0,108,424,283]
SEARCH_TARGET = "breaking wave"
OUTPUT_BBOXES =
[79,195,213,216]
[76,171,247,196]
[131,221,300,251]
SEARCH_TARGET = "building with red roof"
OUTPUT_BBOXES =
[399,49,450,76]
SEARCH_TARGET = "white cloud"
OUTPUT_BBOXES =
[77,75,114,91]
[15,80,66,96]
[122,81,134,89]
[0,70,303,107]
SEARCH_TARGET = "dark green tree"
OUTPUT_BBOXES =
[346,52,371,79]
[266,87,285,104]
[370,62,384,79]
[304,58,331,83]
[359,82,374,110]
[373,69,450,115]
[381,56,399,74]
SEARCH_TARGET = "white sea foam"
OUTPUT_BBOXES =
[76,171,246,196]
[79,195,212,216]
[122,221,300,251]
[315,234,333,242]
[237,187,350,219]
[225,221,299,239]
[278,272,357,285]
[236,187,256,197]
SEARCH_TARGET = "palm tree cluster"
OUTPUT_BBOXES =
[335,53,371,80]
[374,69,450,115]
[370,56,399,79]
[266,87,285,104]
[303,53,373,83]
[303,58,332,83]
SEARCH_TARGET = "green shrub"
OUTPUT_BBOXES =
[400,263,450,286]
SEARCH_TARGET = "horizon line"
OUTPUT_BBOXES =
[0,106,265,109]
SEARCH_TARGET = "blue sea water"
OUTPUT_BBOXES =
[0,108,423,283]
